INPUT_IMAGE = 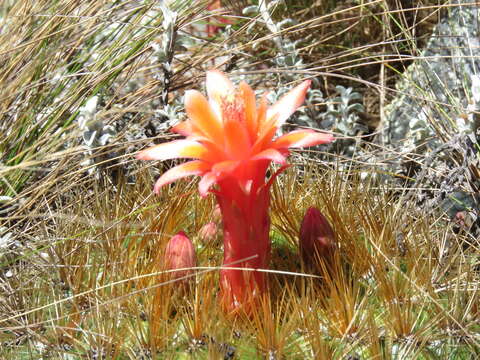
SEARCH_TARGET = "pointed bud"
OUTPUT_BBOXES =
[212,204,222,223]
[299,207,335,264]
[199,221,218,244]
[164,231,196,280]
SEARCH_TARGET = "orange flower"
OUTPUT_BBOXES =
[138,70,333,313]
[137,70,333,195]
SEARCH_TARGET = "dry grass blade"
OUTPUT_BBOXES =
[1,0,480,358]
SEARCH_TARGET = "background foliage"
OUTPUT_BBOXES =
[1,0,479,358]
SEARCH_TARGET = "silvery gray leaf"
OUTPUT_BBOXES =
[242,5,259,15]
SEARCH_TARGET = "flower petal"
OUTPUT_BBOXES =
[165,135,225,163]
[206,70,235,121]
[256,94,268,133]
[136,140,208,161]
[198,171,223,197]
[185,90,224,143]
[267,80,311,126]
[206,69,235,103]
[171,121,193,136]
[224,118,251,159]
[251,118,277,154]
[153,160,210,194]
[212,160,240,176]
[251,148,287,165]
[239,81,257,141]
[273,130,333,149]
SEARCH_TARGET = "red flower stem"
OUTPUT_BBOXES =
[216,179,271,313]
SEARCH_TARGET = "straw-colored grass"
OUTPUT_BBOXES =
[1,0,479,358]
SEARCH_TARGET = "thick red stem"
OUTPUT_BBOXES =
[216,178,271,314]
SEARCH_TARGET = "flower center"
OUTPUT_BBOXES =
[221,95,245,124]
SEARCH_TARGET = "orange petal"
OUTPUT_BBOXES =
[251,148,287,165]
[171,121,193,136]
[256,94,268,135]
[273,130,334,149]
[153,160,210,194]
[267,80,311,126]
[185,90,224,144]
[206,70,235,120]
[198,171,223,197]
[212,160,240,176]
[239,81,257,141]
[206,70,235,103]
[198,139,228,163]
[175,132,225,160]
[224,119,251,159]
[252,119,277,154]
[136,140,208,161]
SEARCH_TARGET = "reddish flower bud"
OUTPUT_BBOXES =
[299,207,335,264]
[212,204,222,223]
[164,231,196,280]
[199,221,218,244]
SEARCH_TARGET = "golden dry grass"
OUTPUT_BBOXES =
[1,0,479,358]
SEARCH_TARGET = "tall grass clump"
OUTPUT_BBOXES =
[1,0,479,358]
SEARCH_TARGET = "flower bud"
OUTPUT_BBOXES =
[198,221,218,244]
[164,231,196,280]
[212,204,222,223]
[299,207,335,264]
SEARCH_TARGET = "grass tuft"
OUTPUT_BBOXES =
[1,0,479,358]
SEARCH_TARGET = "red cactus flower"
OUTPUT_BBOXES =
[164,231,197,280]
[299,207,336,265]
[138,70,333,313]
